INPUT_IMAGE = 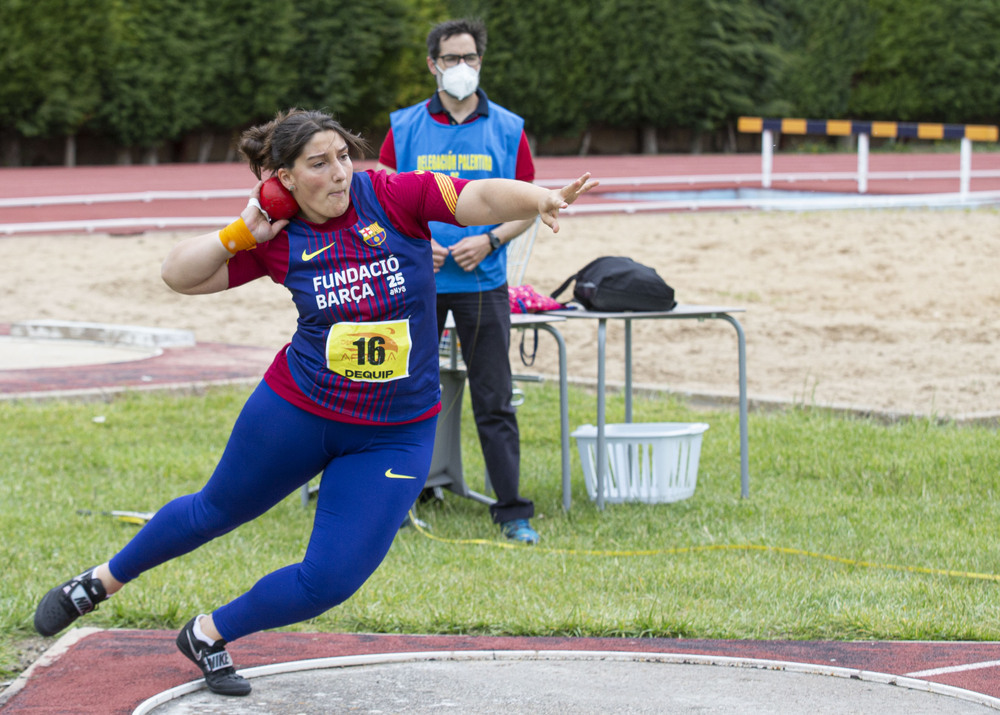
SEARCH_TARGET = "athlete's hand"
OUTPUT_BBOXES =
[242,181,290,243]
[538,172,599,233]
[430,238,449,272]
[448,233,491,272]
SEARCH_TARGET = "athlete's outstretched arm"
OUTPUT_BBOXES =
[454,173,598,235]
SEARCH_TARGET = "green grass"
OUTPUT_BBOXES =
[2,382,999,679]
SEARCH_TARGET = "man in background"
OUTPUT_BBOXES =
[376,18,539,543]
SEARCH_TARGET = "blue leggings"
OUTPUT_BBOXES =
[108,381,434,642]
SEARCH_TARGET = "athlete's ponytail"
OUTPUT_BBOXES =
[237,119,276,180]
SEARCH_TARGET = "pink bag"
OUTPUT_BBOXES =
[509,284,563,314]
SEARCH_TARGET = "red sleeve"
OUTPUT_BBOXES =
[226,232,289,287]
[376,127,396,170]
[515,130,535,183]
[370,170,470,239]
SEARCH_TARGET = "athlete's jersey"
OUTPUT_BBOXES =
[226,169,469,424]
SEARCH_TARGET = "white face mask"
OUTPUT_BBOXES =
[437,62,479,101]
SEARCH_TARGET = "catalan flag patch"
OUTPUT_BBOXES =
[432,172,459,215]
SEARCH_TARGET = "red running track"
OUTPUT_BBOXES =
[0,324,275,400]
[2,152,1000,230]
[5,629,1000,713]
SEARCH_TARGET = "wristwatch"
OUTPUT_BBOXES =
[487,230,502,252]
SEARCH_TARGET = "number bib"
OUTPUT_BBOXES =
[325,319,412,382]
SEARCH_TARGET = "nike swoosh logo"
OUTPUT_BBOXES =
[302,242,336,261]
[385,468,416,480]
[186,632,205,662]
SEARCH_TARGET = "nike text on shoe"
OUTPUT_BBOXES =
[34,567,107,637]
[500,518,540,545]
[176,617,252,696]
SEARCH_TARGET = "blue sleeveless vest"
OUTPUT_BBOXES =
[389,98,524,293]
[281,172,439,423]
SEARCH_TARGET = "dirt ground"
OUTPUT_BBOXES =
[2,206,999,420]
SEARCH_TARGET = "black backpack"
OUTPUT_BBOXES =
[550,256,676,312]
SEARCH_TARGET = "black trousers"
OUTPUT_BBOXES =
[437,285,534,523]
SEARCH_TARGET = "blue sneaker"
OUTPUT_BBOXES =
[500,519,539,545]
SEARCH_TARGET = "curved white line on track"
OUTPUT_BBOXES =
[131,649,1000,714]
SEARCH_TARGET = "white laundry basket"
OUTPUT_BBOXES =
[572,422,709,503]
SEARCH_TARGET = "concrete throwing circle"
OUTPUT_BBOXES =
[0,336,160,370]
[135,650,1000,714]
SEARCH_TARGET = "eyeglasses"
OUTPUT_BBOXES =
[437,53,481,68]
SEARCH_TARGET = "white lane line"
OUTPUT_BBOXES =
[907,659,1000,678]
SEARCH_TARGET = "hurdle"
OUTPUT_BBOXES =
[738,116,999,199]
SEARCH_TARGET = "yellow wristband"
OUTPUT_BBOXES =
[218,217,257,254]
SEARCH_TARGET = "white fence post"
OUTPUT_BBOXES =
[857,133,869,194]
[761,129,773,188]
[960,136,972,201]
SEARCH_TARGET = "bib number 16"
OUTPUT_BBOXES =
[352,335,385,365]
[326,319,411,382]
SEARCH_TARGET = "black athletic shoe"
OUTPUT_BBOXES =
[176,617,252,696]
[34,566,107,637]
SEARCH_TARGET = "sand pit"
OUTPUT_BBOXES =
[2,207,998,419]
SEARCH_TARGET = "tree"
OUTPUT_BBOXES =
[767,0,875,119]
[472,0,598,149]
[849,0,1000,123]
[190,0,299,162]
[589,0,705,153]
[0,0,111,166]
[693,0,789,149]
[280,0,422,140]
[95,0,213,163]
[385,0,453,114]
